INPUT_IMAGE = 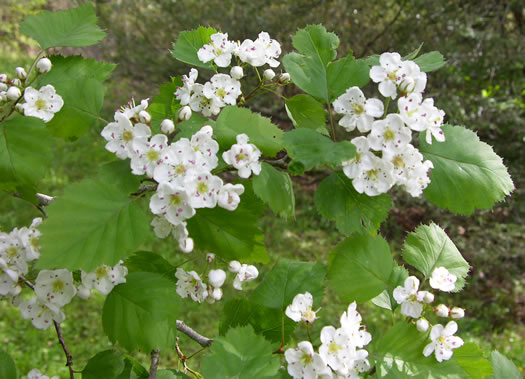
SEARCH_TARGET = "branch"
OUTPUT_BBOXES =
[149,350,160,379]
[176,320,213,347]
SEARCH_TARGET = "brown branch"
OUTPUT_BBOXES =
[149,350,160,379]
[176,320,213,347]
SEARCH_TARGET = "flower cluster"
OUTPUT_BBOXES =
[336,52,446,197]
[285,293,371,379]
[77,261,128,299]
[27,368,58,379]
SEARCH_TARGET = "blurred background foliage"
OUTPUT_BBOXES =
[0,0,523,376]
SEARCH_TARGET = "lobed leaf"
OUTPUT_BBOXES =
[171,26,217,70]
[414,51,446,72]
[453,343,493,378]
[326,55,370,101]
[252,163,295,219]
[490,351,521,379]
[285,94,326,132]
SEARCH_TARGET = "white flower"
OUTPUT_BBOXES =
[237,32,281,67]
[175,69,198,105]
[256,32,281,67]
[233,264,258,290]
[423,321,464,362]
[138,110,151,124]
[319,326,354,375]
[403,159,434,197]
[173,221,194,253]
[228,260,241,273]
[285,341,331,379]
[393,276,424,318]
[36,58,52,73]
[222,134,262,178]
[189,84,222,117]
[351,154,395,196]
[420,98,446,144]
[151,216,174,238]
[160,119,175,134]
[27,368,59,379]
[206,253,215,263]
[285,292,318,323]
[130,134,170,177]
[217,183,244,211]
[339,302,372,349]
[209,287,223,301]
[368,114,412,153]
[175,268,208,302]
[208,269,226,288]
[178,105,192,121]
[230,66,244,80]
[203,74,241,107]
[20,85,63,122]
[0,74,7,82]
[19,296,65,330]
[120,98,149,120]
[369,52,405,99]
[341,136,375,180]
[333,87,384,133]
[416,318,430,332]
[150,182,195,225]
[429,266,457,292]
[17,217,42,261]
[16,67,27,79]
[101,112,151,159]
[263,69,276,80]
[79,261,128,297]
[153,139,198,184]
[450,307,465,319]
[397,60,427,95]
[0,270,21,297]
[417,290,435,304]
[0,232,28,276]
[191,125,220,171]
[197,32,237,67]
[34,269,76,311]
[435,304,450,317]
[184,171,223,209]
[279,72,291,84]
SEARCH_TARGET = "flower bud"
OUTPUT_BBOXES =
[244,265,259,281]
[230,66,244,80]
[208,269,226,288]
[179,237,194,253]
[16,67,27,80]
[0,83,7,92]
[0,74,7,83]
[278,72,291,84]
[450,307,465,319]
[138,110,151,123]
[0,92,6,103]
[6,86,21,101]
[416,318,429,332]
[417,290,435,304]
[11,78,21,87]
[36,57,52,73]
[178,105,192,121]
[435,304,449,317]
[211,287,223,301]
[206,253,215,263]
[77,285,91,300]
[263,69,275,81]
[160,119,175,134]
[228,260,241,273]
[15,103,24,113]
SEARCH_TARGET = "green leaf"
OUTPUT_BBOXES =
[283,25,339,102]
[157,370,191,379]
[103,272,180,352]
[326,55,370,101]
[0,116,53,192]
[452,343,493,378]
[0,350,17,379]
[82,350,125,379]
[19,4,105,49]
[414,51,446,72]
[252,163,295,219]
[314,172,392,235]
[420,125,514,215]
[215,106,283,157]
[373,323,463,378]
[187,185,269,263]
[97,160,143,195]
[149,77,183,134]
[371,265,409,311]
[252,259,326,310]
[402,223,469,291]
[201,326,281,379]
[175,113,211,140]
[171,27,217,70]
[124,251,176,280]
[283,129,356,174]
[490,351,521,379]
[403,43,425,61]
[37,178,150,271]
[327,234,394,303]
[220,298,296,346]
[285,94,326,132]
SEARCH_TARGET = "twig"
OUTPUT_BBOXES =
[176,320,213,347]
[149,350,160,379]
[54,321,75,379]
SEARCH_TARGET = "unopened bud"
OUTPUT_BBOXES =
[36,57,52,73]
[416,318,429,332]
[178,105,192,121]
[263,69,275,81]
[206,253,215,263]
[450,307,465,319]
[6,86,21,101]
[228,260,241,273]
[435,304,449,317]
[211,287,223,301]
[77,285,91,299]
[244,265,259,281]
[138,110,151,123]
[15,103,24,113]
[0,83,7,92]
[179,237,194,253]
[208,269,226,288]
[0,74,7,83]
[11,78,21,87]
[15,67,27,80]
[160,119,175,134]
[279,72,291,84]
[417,290,434,304]
[230,66,243,80]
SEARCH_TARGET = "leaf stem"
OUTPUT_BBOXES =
[327,103,337,142]
[306,322,313,343]
[383,97,391,118]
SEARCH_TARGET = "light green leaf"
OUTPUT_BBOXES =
[97,160,143,195]
[252,258,326,310]
[252,163,295,219]
[215,106,283,157]
[314,172,392,235]
[285,94,326,132]
[490,351,521,379]
[201,326,281,379]
[327,234,394,303]
[371,265,409,311]
[19,4,105,49]
[403,43,425,61]
[0,350,17,379]
[175,113,211,140]
[171,27,217,70]
[326,55,370,101]
[102,272,180,352]
[157,370,191,379]
[41,55,115,82]
[414,51,446,72]
[82,350,125,379]
[283,129,355,174]
[402,223,469,291]
[420,125,514,215]
[149,77,183,134]
[452,343,493,379]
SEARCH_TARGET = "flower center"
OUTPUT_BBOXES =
[122,130,133,143]
[174,164,186,175]
[393,155,405,168]
[328,342,342,354]
[35,99,47,110]
[197,182,208,194]
[352,103,365,115]
[367,169,378,181]
[96,266,108,279]
[170,194,181,206]
[146,150,159,162]
[300,352,313,365]
[30,237,40,249]
[235,153,246,162]
[383,129,395,141]
[6,247,17,258]
[303,307,316,322]
[216,88,227,98]
[52,280,65,292]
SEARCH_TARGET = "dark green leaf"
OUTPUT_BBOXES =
[490,351,521,379]
[327,55,370,101]
[453,343,493,378]
[0,350,17,379]
[124,251,176,280]
[414,51,446,72]
[97,160,142,195]
[157,370,191,379]
[171,27,217,70]
[149,78,183,134]
[82,350,125,379]
[285,94,326,132]
[371,265,409,311]
[252,163,295,219]
[175,113,211,140]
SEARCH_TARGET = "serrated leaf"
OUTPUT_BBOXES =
[490,351,521,379]
[252,163,295,219]
[314,172,391,235]
[327,234,394,303]
[0,350,17,379]
[0,116,53,193]
[171,27,217,70]
[220,298,296,346]
[326,55,370,101]
[97,160,142,195]
[371,265,409,311]
[252,259,326,310]
[124,251,176,280]
[283,129,355,174]
[149,77,183,134]
[420,125,514,215]
[414,51,446,72]
[19,4,105,49]
[103,272,180,352]
[285,94,326,132]
[82,350,125,379]
[452,343,493,378]
[201,326,281,379]
[215,106,283,157]
[402,223,469,291]
[37,178,150,271]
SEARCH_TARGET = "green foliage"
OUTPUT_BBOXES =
[414,51,446,72]
[371,265,409,311]
[490,351,521,379]
[201,326,280,379]
[285,94,326,132]
[215,106,283,157]
[171,27,217,70]
[252,163,295,219]
[420,125,514,215]
[453,343,493,378]
[252,258,326,310]
[326,55,370,101]
[102,272,180,352]
[402,223,470,291]
[327,234,394,303]
[149,77,183,134]
[314,172,391,235]
[156,370,190,379]
[82,350,125,379]
[124,251,177,280]
[19,4,106,49]
[282,129,356,174]
[0,350,17,379]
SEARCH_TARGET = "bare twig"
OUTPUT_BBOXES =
[54,321,75,379]
[149,350,160,379]
[176,320,213,347]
